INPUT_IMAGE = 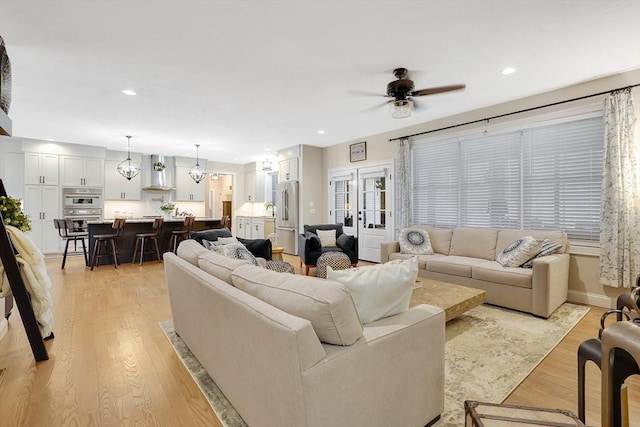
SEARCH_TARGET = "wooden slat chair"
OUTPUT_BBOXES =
[90,218,126,270]
[168,216,195,253]
[132,218,164,265]
[53,218,88,269]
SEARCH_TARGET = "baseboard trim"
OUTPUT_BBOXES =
[567,290,615,308]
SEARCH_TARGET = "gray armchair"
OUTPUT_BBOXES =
[298,224,358,275]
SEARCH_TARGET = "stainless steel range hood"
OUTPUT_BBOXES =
[142,155,175,192]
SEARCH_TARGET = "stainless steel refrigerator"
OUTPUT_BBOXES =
[276,180,298,254]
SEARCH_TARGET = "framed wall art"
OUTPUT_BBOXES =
[350,141,366,162]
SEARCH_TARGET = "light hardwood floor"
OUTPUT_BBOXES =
[0,254,637,426]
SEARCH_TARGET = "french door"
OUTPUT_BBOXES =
[357,164,393,262]
[328,169,357,237]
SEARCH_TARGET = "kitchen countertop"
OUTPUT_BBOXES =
[88,217,221,224]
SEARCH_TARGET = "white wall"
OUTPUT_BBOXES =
[323,69,640,308]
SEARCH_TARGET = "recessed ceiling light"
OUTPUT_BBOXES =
[501,67,516,75]
[122,89,137,96]
[317,130,325,134]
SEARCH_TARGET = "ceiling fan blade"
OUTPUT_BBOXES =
[346,89,388,98]
[412,84,466,97]
[360,100,393,113]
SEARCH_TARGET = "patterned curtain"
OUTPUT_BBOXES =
[599,88,640,288]
[395,138,412,237]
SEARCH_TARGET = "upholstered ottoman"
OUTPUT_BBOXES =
[265,260,295,274]
[316,251,351,279]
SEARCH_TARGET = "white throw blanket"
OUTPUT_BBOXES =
[0,225,54,337]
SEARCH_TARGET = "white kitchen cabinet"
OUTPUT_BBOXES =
[236,216,246,238]
[24,153,59,186]
[104,160,141,200]
[60,156,104,187]
[278,158,298,182]
[249,218,264,239]
[244,169,265,202]
[175,166,205,202]
[23,185,60,253]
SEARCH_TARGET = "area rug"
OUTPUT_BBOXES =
[159,302,589,427]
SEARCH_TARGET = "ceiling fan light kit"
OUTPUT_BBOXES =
[361,67,466,119]
[117,135,141,180]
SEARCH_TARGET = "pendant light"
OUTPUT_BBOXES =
[188,144,206,184]
[117,135,141,180]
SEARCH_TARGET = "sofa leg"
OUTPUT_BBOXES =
[425,414,440,427]
[305,265,310,275]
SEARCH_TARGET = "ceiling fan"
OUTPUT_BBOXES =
[359,68,466,119]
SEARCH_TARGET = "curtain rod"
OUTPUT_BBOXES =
[388,83,640,142]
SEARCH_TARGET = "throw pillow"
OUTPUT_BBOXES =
[398,228,434,255]
[210,242,259,266]
[496,236,542,268]
[336,233,355,250]
[218,236,240,245]
[327,257,418,324]
[202,239,223,250]
[317,229,337,247]
[305,231,322,250]
[237,237,272,260]
[520,239,563,268]
[190,227,233,245]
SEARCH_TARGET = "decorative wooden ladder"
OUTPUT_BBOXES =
[0,178,50,362]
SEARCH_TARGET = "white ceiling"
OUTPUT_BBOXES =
[1,1,639,164]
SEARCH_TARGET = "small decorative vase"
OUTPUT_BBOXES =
[162,211,171,220]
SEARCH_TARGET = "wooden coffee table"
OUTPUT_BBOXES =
[410,277,486,322]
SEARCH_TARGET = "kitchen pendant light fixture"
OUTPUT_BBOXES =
[261,158,273,171]
[117,135,141,180]
[189,144,206,184]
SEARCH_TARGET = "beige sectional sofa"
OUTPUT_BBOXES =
[381,227,570,318]
[164,239,445,427]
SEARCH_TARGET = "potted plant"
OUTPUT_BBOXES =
[160,202,176,220]
[0,195,31,232]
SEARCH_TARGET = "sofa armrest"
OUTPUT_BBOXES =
[531,253,570,318]
[380,241,400,263]
[302,304,445,426]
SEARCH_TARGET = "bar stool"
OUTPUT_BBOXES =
[577,309,640,426]
[54,218,88,269]
[221,215,230,228]
[168,216,195,253]
[90,218,126,270]
[132,218,163,265]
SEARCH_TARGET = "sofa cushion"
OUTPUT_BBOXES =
[496,230,567,255]
[398,228,434,255]
[198,250,253,284]
[449,228,498,260]
[326,257,418,324]
[495,236,542,268]
[389,252,446,270]
[176,239,209,266]
[231,264,363,346]
[472,260,533,289]
[426,256,487,277]
[422,226,454,255]
[190,227,233,245]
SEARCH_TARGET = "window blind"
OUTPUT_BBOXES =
[411,113,604,241]
[412,137,459,227]
[523,116,604,240]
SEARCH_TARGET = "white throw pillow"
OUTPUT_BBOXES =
[496,236,543,268]
[398,228,434,255]
[327,257,418,324]
[210,242,259,266]
[317,229,337,247]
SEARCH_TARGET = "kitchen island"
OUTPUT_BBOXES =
[88,217,223,265]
